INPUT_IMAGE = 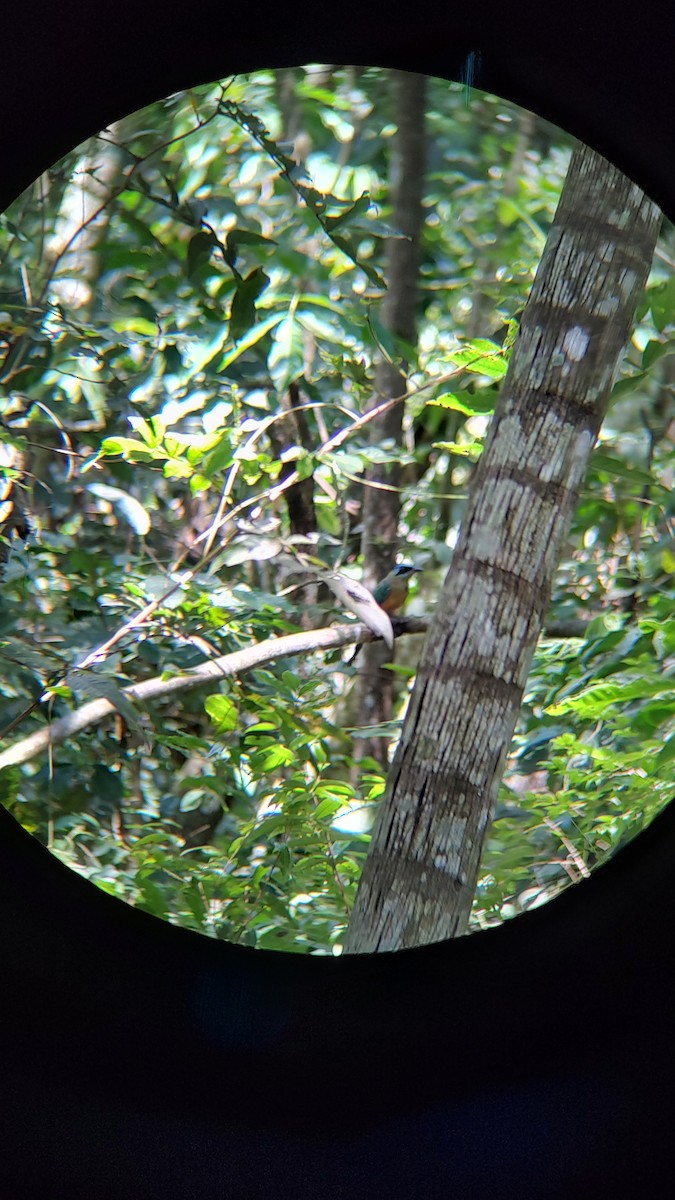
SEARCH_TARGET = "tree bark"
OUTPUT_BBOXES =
[356,70,426,768]
[344,141,661,954]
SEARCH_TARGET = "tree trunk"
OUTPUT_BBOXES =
[356,70,426,768]
[344,141,661,954]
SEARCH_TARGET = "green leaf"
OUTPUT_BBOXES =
[180,788,210,812]
[647,277,675,332]
[44,684,74,699]
[654,734,675,772]
[99,437,156,460]
[268,311,306,393]
[110,316,158,336]
[162,734,209,753]
[141,574,185,608]
[252,813,287,839]
[590,452,654,489]
[330,449,368,476]
[448,342,508,379]
[229,267,270,343]
[0,637,65,673]
[546,677,672,718]
[204,694,238,732]
[324,193,371,232]
[186,230,218,278]
[503,319,519,352]
[257,743,295,770]
[217,311,285,371]
[432,439,483,457]
[641,337,675,370]
[129,415,165,446]
[427,391,497,416]
[329,232,385,288]
[224,228,277,268]
[314,798,344,821]
[163,457,193,479]
[367,311,417,369]
[496,197,520,227]
[202,433,234,477]
[186,326,231,375]
[610,371,648,399]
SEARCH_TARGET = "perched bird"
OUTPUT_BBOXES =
[335,563,420,663]
[324,572,395,649]
[371,563,420,615]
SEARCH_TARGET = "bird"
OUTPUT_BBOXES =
[324,572,396,649]
[324,563,420,656]
[371,563,420,616]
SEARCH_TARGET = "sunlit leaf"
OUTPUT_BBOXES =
[204,694,239,732]
[98,437,156,460]
[546,678,672,718]
[268,310,306,392]
[87,483,151,536]
[314,798,344,821]
[427,391,497,416]
[218,311,285,370]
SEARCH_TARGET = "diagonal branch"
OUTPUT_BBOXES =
[0,618,430,772]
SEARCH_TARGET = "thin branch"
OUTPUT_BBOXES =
[0,618,431,771]
[37,106,223,306]
[0,597,593,773]
[72,371,459,668]
[542,815,592,880]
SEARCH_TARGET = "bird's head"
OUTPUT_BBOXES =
[373,563,421,613]
[390,564,419,581]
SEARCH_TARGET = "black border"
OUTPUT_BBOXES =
[2,3,675,1196]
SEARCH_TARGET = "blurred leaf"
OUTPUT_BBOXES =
[224,228,277,268]
[546,677,672,718]
[87,483,151,536]
[218,311,285,370]
[67,670,142,731]
[314,797,344,820]
[99,437,157,461]
[219,537,282,565]
[229,267,270,342]
[186,229,218,277]
[268,310,306,393]
[590,452,656,489]
[428,390,497,416]
[204,694,239,732]
[324,193,371,231]
[654,735,675,771]
[642,337,675,370]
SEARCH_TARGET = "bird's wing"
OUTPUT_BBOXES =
[324,574,395,650]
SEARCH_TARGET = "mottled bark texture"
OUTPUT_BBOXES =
[344,142,661,953]
[356,71,426,768]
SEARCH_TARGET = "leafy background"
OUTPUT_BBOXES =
[1,66,673,952]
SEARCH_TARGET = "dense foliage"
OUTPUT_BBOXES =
[1,67,673,952]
